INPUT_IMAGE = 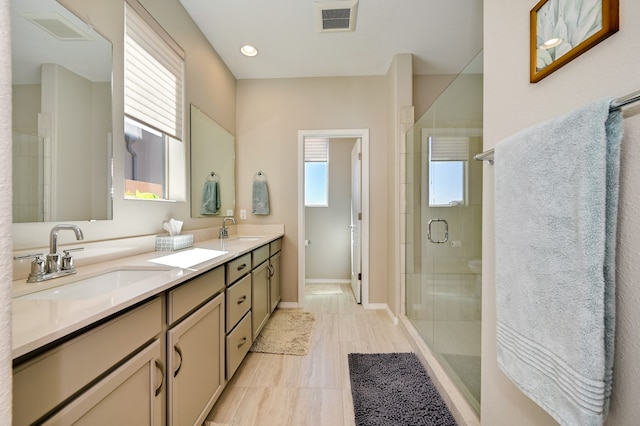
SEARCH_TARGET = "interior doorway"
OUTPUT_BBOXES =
[298,129,370,308]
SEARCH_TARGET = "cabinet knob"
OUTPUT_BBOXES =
[237,337,247,348]
[237,295,247,304]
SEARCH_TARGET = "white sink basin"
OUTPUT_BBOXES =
[235,237,260,241]
[18,268,170,301]
[148,247,228,269]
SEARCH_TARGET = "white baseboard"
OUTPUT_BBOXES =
[365,302,387,310]
[305,279,351,284]
[277,302,299,309]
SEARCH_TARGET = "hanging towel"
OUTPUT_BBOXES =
[200,180,221,215]
[494,98,622,426]
[252,180,270,215]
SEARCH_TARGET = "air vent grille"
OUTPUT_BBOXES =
[321,9,350,30]
[22,12,93,41]
[315,0,358,32]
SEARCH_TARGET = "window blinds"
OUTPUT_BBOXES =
[429,136,469,161]
[124,2,184,140]
[305,138,329,162]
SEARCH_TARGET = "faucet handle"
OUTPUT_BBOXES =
[14,253,46,279]
[13,253,44,261]
[62,248,83,271]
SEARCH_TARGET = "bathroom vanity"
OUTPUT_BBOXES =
[11,230,283,425]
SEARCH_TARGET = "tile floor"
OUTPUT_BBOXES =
[204,284,413,426]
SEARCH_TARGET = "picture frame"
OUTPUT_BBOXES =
[530,0,619,83]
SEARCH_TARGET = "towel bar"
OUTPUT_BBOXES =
[474,89,640,164]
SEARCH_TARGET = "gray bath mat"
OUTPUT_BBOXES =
[348,352,457,426]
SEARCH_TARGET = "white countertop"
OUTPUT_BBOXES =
[12,233,282,359]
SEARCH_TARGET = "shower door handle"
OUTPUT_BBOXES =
[427,219,448,244]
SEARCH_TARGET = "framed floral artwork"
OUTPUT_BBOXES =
[530,0,619,83]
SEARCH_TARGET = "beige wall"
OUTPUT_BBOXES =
[305,138,355,281]
[235,77,389,304]
[413,74,457,120]
[12,0,237,250]
[483,0,640,424]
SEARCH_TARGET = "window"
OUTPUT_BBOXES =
[429,136,468,207]
[124,1,185,200]
[304,138,329,206]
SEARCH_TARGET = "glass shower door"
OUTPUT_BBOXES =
[405,50,483,415]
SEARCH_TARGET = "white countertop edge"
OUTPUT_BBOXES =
[12,232,283,359]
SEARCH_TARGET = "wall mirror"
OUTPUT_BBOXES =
[11,0,113,223]
[190,105,236,218]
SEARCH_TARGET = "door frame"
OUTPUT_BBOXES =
[297,129,370,308]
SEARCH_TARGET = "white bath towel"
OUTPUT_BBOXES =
[494,98,622,426]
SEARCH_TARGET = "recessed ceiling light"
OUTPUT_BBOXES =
[240,45,258,57]
[540,38,563,49]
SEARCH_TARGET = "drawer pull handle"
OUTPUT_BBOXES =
[237,263,247,271]
[154,359,164,397]
[174,344,183,377]
[237,295,247,304]
[238,337,247,348]
[268,264,275,278]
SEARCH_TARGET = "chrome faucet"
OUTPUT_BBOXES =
[15,224,84,283]
[219,217,236,239]
[47,224,84,273]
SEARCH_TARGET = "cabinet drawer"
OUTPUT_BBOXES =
[13,297,162,426]
[226,312,252,378]
[226,274,252,330]
[168,266,224,324]
[226,253,251,284]
[270,238,282,255]
[253,244,270,267]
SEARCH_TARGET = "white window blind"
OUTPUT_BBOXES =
[430,136,469,161]
[125,2,184,140]
[305,138,329,162]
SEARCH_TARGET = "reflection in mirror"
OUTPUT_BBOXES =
[11,0,113,223]
[190,105,235,218]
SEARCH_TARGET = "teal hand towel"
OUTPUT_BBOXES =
[494,98,622,426]
[201,180,221,215]
[252,180,270,215]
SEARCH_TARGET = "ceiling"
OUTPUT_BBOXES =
[179,0,484,80]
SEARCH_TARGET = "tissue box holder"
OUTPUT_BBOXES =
[155,234,193,251]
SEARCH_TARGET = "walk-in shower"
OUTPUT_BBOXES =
[405,51,483,415]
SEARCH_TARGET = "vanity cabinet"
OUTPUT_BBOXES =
[12,234,284,426]
[252,260,270,339]
[13,297,162,425]
[269,239,282,312]
[166,267,225,426]
[225,254,253,378]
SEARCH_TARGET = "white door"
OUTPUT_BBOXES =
[350,139,362,303]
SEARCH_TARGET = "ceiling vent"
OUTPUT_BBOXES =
[22,12,93,41]
[315,0,358,33]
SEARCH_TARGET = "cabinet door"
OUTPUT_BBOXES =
[167,292,225,426]
[43,339,163,426]
[269,251,281,313]
[252,261,270,339]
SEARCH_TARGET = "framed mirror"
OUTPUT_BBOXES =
[190,105,235,218]
[11,0,113,223]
